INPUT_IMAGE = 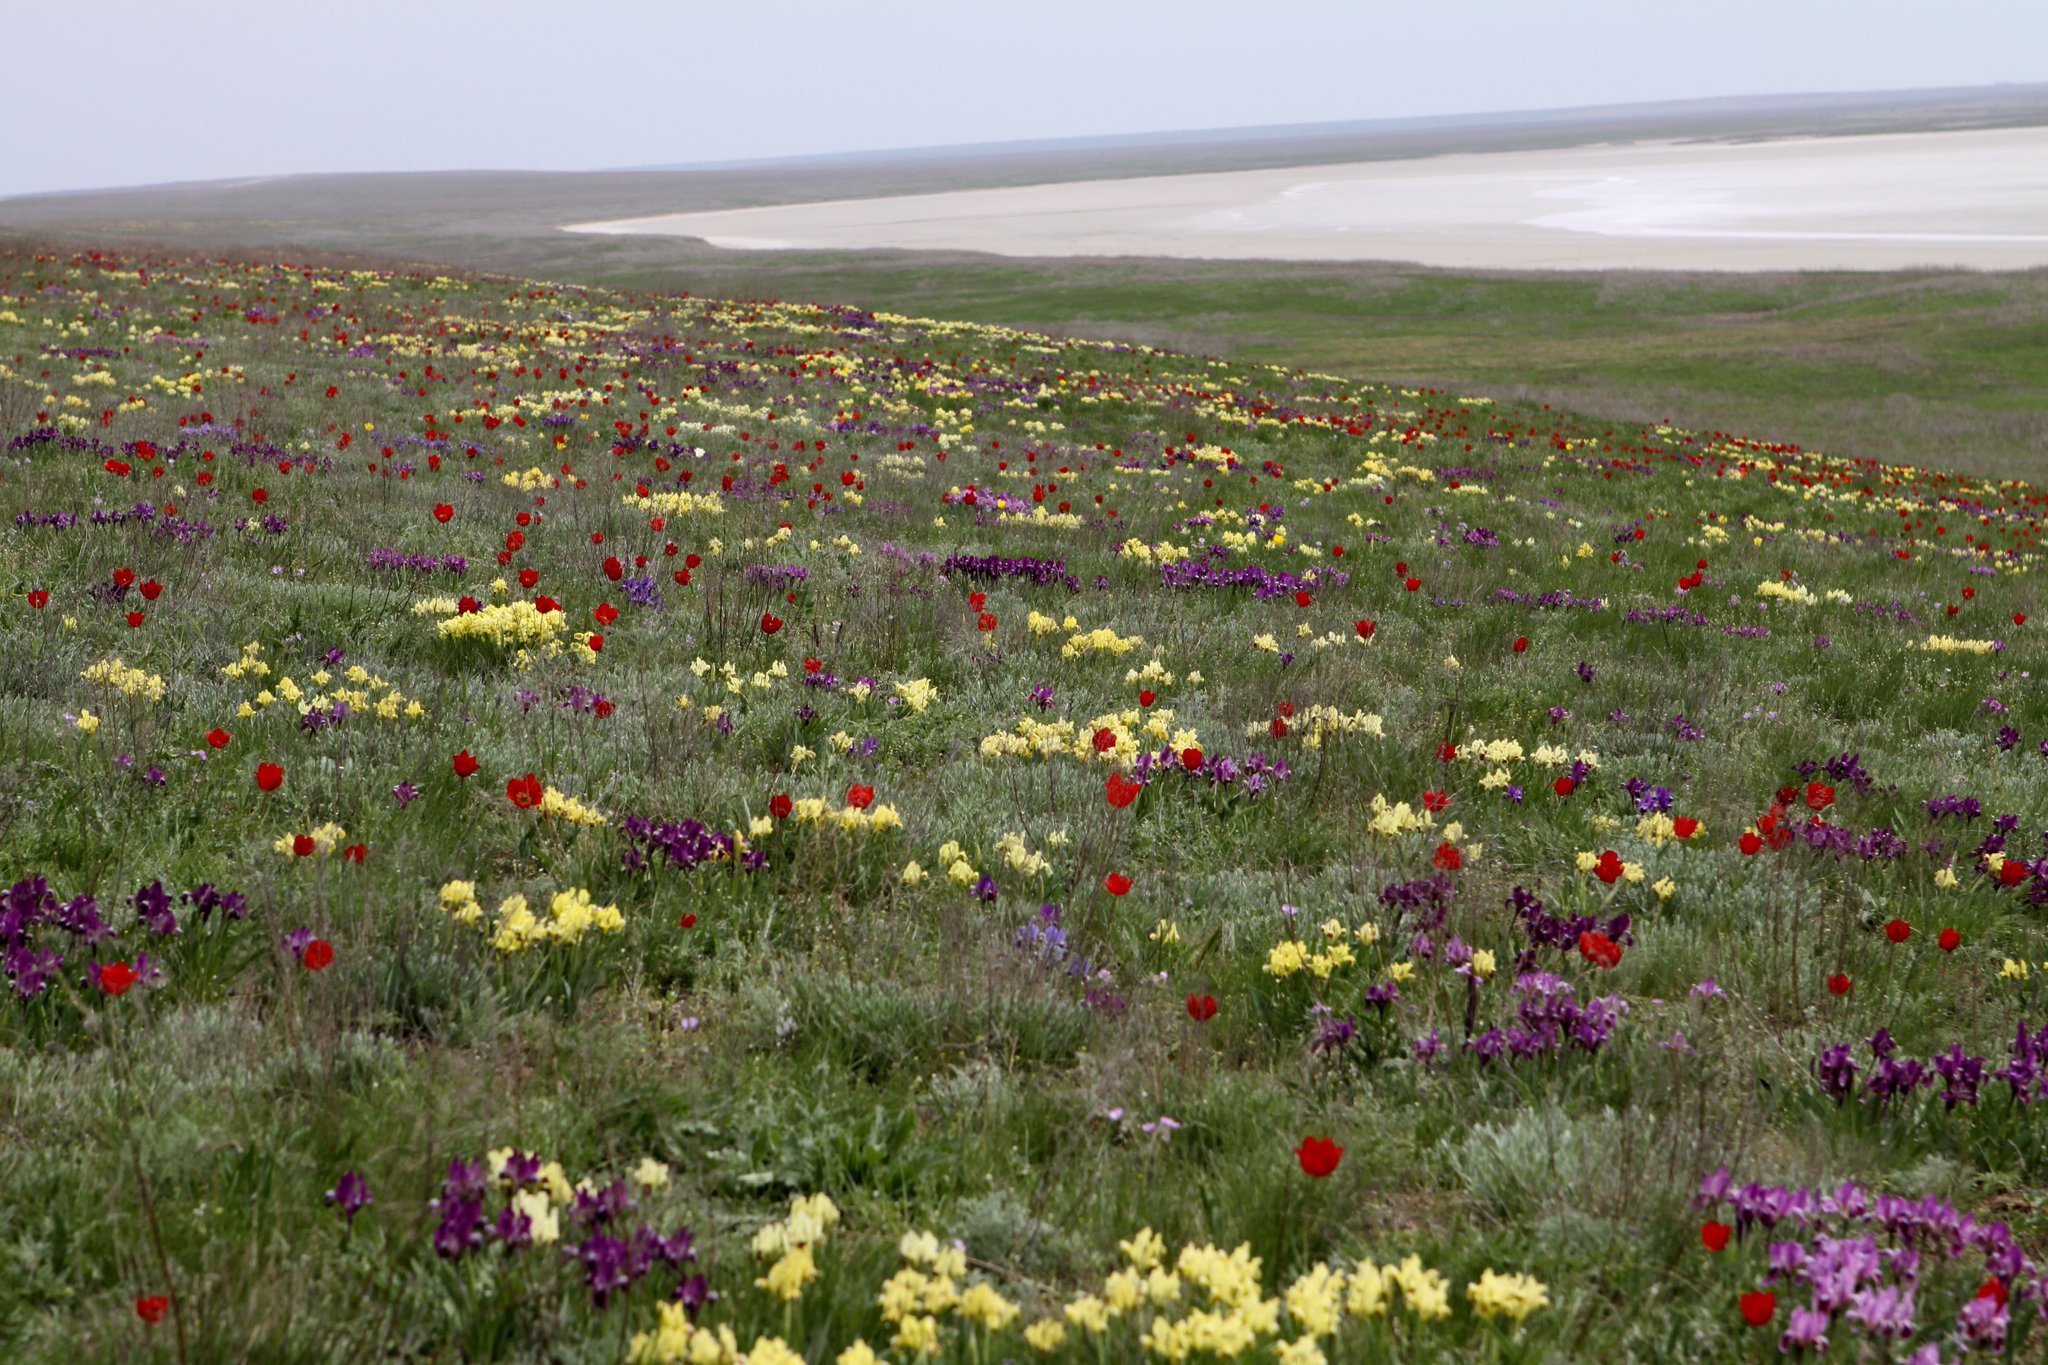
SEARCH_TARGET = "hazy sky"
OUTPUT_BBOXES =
[4,0,2044,197]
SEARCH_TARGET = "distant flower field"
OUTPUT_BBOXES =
[2,247,2046,1361]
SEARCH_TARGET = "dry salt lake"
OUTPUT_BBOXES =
[567,125,2048,271]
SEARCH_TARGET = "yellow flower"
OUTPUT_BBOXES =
[632,1157,670,1190]
[1022,1319,1067,1352]
[835,1343,879,1365]
[890,1314,941,1356]
[755,1246,817,1301]
[1120,1226,1166,1271]
[74,709,100,734]
[900,861,926,885]
[1470,949,1497,980]
[1466,1268,1549,1322]
[958,1282,1020,1329]
[2002,958,2031,981]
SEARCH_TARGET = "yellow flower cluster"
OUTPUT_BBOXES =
[1266,918,1377,981]
[622,489,726,517]
[1920,635,1999,656]
[219,640,272,680]
[1466,1268,1551,1322]
[894,677,939,714]
[1364,793,1434,839]
[445,885,625,953]
[784,797,903,834]
[751,1193,840,1304]
[272,822,349,858]
[1061,626,1144,660]
[81,657,166,702]
[869,1228,1020,1356]
[432,600,568,650]
[1755,579,1816,605]
[538,785,607,827]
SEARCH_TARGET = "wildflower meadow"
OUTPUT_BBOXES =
[3,245,2047,1362]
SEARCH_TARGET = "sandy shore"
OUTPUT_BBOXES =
[565,126,2048,271]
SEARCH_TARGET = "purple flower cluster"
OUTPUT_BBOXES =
[619,814,752,873]
[2,877,244,1000]
[1491,587,1607,611]
[1697,1166,2044,1355]
[429,1155,704,1310]
[1466,972,1629,1065]
[940,552,1080,591]
[1128,747,1291,796]
[742,563,811,589]
[1816,1024,2048,1112]
[1157,559,1347,600]
[366,548,467,574]
[1508,885,1631,960]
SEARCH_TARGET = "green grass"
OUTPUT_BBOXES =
[2,241,2048,1362]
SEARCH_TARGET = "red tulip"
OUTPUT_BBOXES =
[519,568,540,588]
[584,633,604,652]
[1553,776,1576,797]
[1433,842,1462,871]
[1103,873,1133,897]
[976,612,998,632]
[678,913,697,929]
[1578,930,1623,969]
[1826,973,1852,997]
[1295,1135,1344,1178]
[1293,590,1313,608]
[1180,747,1203,772]
[1512,636,1529,653]
[135,1295,169,1324]
[968,591,986,611]
[593,602,619,626]
[139,579,163,601]
[1673,817,1699,840]
[1354,619,1376,639]
[99,961,139,997]
[534,595,560,614]
[1701,1221,1732,1253]
[292,834,316,858]
[769,794,793,820]
[760,612,783,634]
[302,939,334,970]
[1739,1291,1776,1327]
[1092,727,1117,753]
[1403,577,1421,592]
[1422,790,1451,813]
[433,503,454,523]
[603,556,623,580]
[1739,831,1764,856]
[251,487,268,504]
[1105,774,1141,810]
[453,750,480,778]
[205,728,231,750]
[1938,927,1961,953]
[2000,858,2028,887]
[2015,614,2027,627]
[1592,850,1624,885]
[846,784,875,811]
[113,568,136,588]
[27,590,48,609]
[1186,994,1217,1021]
[506,773,544,809]
[1138,690,1156,707]
[1805,782,1835,812]
[255,762,284,792]
[1884,918,1911,944]
[126,611,145,628]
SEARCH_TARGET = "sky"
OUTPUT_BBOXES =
[4,0,2045,197]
